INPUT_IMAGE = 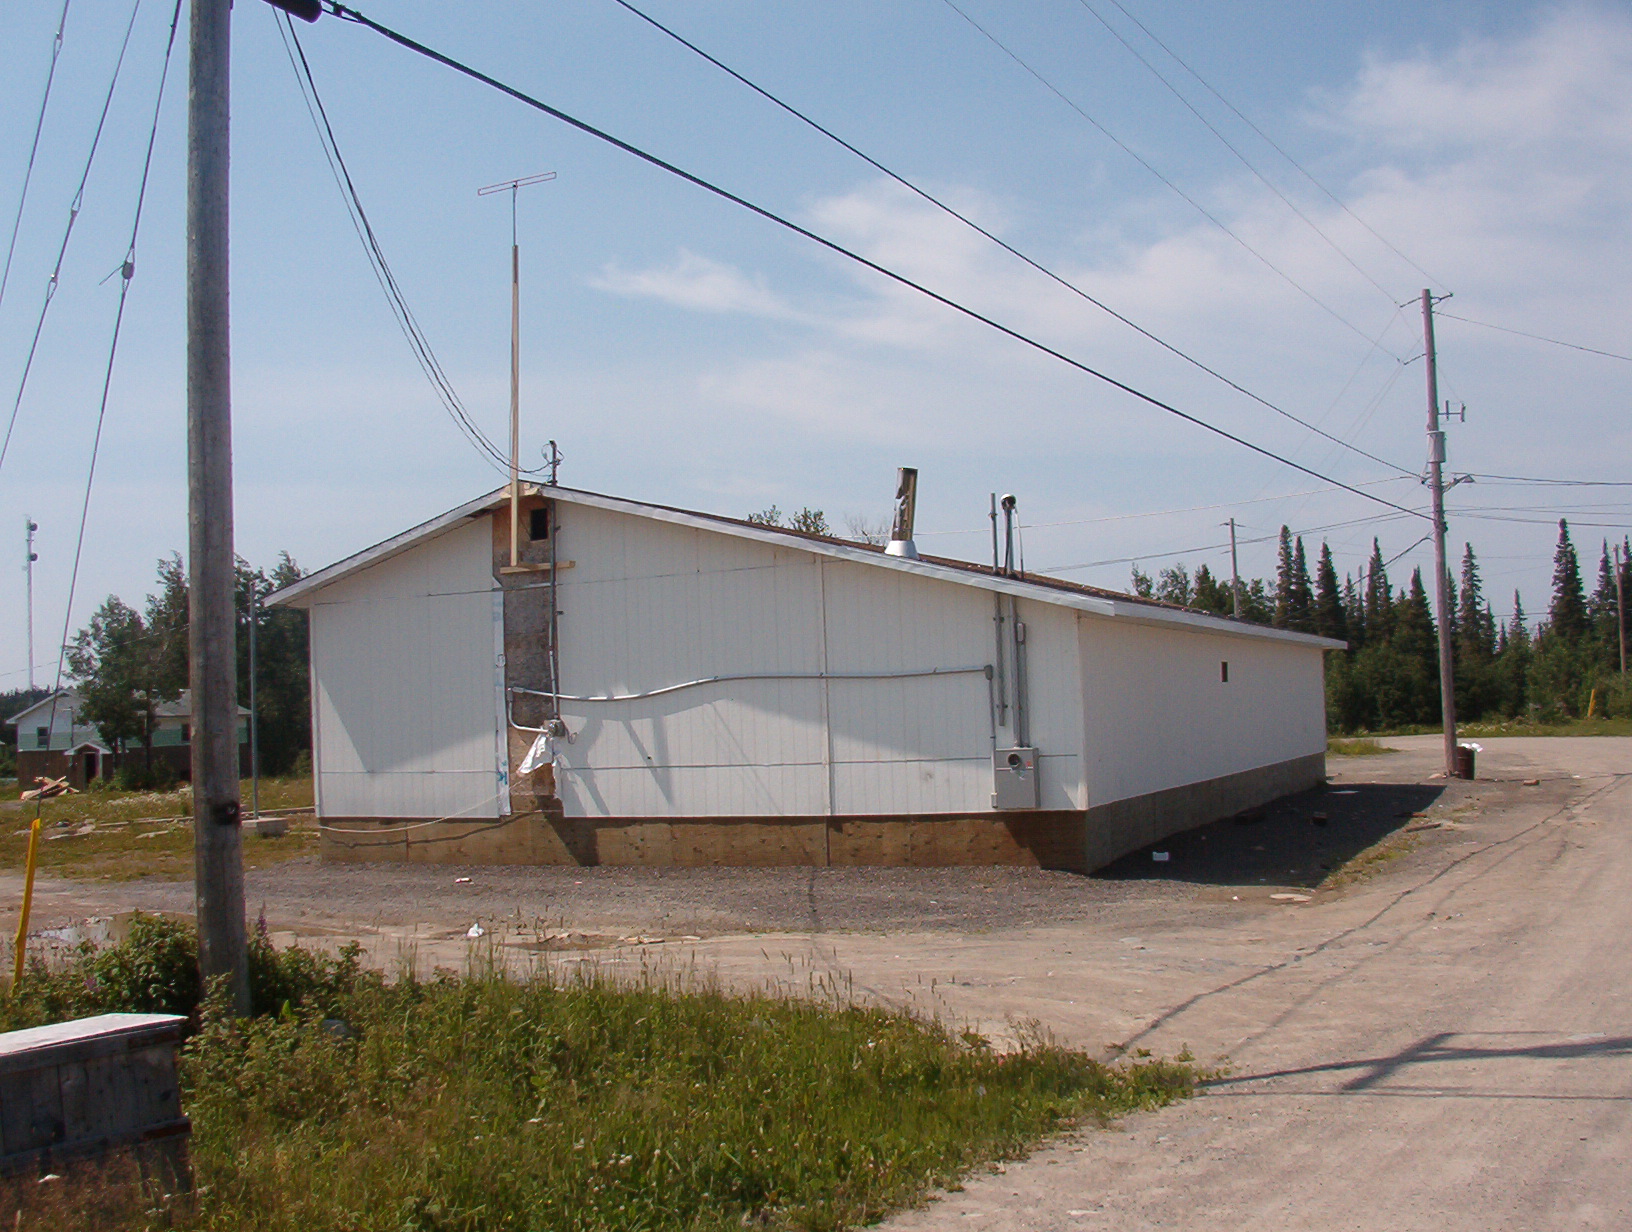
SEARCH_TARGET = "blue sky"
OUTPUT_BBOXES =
[1,0,1628,686]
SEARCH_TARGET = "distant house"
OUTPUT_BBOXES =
[270,482,1342,870]
[8,690,250,790]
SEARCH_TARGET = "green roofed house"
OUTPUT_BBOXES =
[8,690,250,791]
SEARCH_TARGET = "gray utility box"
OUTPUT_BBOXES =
[992,747,1040,810]
[0,1012,190,1180]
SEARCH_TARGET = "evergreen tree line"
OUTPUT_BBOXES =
[1132,519,1630,732]
[58,552,310,784]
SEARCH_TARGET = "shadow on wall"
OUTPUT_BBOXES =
[1094,782,1446,889]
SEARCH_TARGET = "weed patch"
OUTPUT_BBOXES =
[2,924,1194,1231]
[0,778,314,880]
[1326,737,1397,756]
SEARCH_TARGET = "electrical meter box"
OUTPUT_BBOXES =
[991,747,1040,810]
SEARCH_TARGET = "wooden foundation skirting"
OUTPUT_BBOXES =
[319,752,1325,872]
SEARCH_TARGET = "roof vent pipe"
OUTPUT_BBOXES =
[1000,494,1018,577]
[884,467,920,559]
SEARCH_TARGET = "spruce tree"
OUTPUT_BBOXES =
[1314,542,1346,642]
[1344,573,1365,649]
[1289,537,1315,632]
[1363,539,1392,642]
[1273,526,1295,628]
[1590,541,1619,657]
[1549,519,1588,640]
[1394,567,1442,724]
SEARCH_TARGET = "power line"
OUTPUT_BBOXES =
[324,3,1429,522]
[47,0,181,730]
[1070,0,1399,304]
[0,0,73,315]
[934,0,1408,356]
[1434,311,1632,363]
[276,15,535,477]
[608,0,1418,480]
[1040,509,1414,575]
[918,476,1416,538]
[1467,474,1632,488]
[1101,0,1447,292]
[0,0,142,483]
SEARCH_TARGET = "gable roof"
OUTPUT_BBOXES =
[6,691,84,727]
[268,485,1343,650]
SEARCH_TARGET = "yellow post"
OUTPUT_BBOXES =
[1587,688,1598,719]
[12,814,42,988]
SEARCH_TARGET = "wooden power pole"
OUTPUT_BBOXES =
[1421,290,1459,779]
[1227,516,1242,619]
[188,0,248,1012]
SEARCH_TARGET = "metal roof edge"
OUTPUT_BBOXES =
[268,485,1346,650]
[266,489,506,608]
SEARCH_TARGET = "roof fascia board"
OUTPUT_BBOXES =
[552,490,1341,648]
[270,485,1344,650]
[267,490,503,608]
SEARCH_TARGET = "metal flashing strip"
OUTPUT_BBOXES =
[269,484,1344,650]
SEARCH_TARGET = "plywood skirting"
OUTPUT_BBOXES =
[318,753,1325,871]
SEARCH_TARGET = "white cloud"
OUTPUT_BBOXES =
[589,249,796,319]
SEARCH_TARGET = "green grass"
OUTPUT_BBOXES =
[1326,737,1397,756]
[1320,829,1423,890]
[0,777,314,880]
[1334,717,1632,740]
[2,923,1195,1232]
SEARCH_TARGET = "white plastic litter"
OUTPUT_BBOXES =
[519,732,555,775]
[454,876,472,884]
[1458,742,1484,753]
[467,922,485,939]
[1152,851,1170,863]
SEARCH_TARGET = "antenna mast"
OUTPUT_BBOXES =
[478,171,556,568]
[24,517,38,690]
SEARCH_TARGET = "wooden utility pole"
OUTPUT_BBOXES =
[1422,290,1459,779]
[1227,517,1242,618]
[188,0,248,1012]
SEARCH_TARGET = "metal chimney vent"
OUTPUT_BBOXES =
[884,467,919,559]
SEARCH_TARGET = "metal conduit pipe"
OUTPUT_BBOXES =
[507,667,997,739]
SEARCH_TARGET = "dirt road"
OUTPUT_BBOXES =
[3,736,1626,1228]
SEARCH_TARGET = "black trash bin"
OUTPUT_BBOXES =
[1453,744,1476,780]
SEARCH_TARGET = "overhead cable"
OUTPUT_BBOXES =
[609,0,1417,479]
[0,0,73,314]
[1040,509,1416,575]
[277,15,534,476]
[323,3,1429,522]
[0,0,142,482]
[1435,311,1632,364]
[47,0,181,728]
[935,0,1407,357]
[1101,0,1447,291]
[1071,0,1399,303]
[1467,474,1632,488]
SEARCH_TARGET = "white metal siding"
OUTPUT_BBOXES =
[1078,616,1327,806]
[308,517,499,818]
[550,507,1082,818]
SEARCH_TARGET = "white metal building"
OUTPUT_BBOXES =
[270,484,1340,870]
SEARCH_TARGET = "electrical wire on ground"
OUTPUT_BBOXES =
[1101,0,1447,292]
[45,0,182,737]
[321,3,1429,522]
[1435,311,1632,364]
[0,0,73,315]
[276,14,537,477]
[0,0,142,483]
[608,0,1418,481]
[935,0,1408,357]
